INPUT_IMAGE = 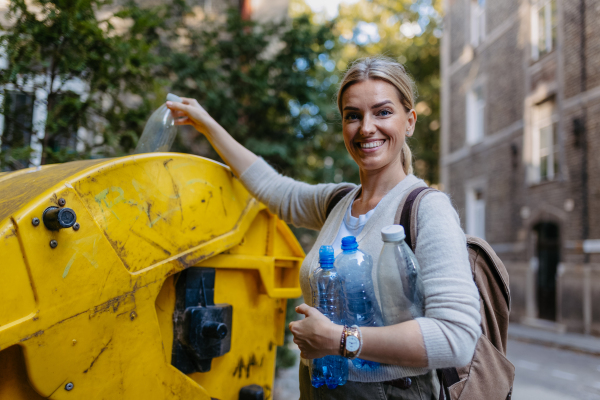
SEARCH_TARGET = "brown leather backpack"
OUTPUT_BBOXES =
[398,187,515,400]
[326,185,515,400]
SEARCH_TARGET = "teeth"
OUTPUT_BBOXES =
[360,140,384,149]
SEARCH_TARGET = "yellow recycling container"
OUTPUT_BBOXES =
[0,153,303,400]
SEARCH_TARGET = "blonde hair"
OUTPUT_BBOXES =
[336,57,416,175]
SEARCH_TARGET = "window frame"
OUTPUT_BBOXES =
[466,186,486,240]
[531,0,557,61]
[466,84,486,145]
[530,100,559,184]
[470,0,486,47]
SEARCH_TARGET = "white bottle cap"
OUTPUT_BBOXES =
[166,93,182,102]
[381,225,405,242]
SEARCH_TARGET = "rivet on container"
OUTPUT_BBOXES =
[32,217,40,227]
[65,382,74,391]
[58,198,66,207]
[73,223,80,231]
[50,240,58,249]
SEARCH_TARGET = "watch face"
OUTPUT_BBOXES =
[346,336,360,352]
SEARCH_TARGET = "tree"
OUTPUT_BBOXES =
[0,0,167,169]
[168,8,342,184]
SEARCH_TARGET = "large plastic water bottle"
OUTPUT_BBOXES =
[377,225,424,327]
[335,236,381,371]
[134,93,182,154]
[309,246,348,389]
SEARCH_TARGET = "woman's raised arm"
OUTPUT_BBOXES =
[166,98,257,177]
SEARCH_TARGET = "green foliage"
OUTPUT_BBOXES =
[0,0,167,169]
[168,9,345,183]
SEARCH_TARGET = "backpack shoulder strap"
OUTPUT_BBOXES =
[325,186,354,219]
[395,186,438,250]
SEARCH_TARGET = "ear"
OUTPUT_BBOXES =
[405,109,417,137]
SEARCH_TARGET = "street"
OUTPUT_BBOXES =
[507,340,600,400]
[273,339,600,399]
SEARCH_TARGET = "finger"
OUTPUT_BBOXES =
[173,117,191,126]
[295,303,314,316]
[166,101,189,112]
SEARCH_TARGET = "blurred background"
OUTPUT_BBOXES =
[1,0,599,398]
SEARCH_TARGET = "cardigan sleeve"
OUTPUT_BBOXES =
[239,158,355,231]
[414,191,482,368]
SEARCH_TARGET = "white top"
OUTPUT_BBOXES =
[331,201,377,256]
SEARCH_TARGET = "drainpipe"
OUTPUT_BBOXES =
[579,0,591,335]
[579,0,589,265]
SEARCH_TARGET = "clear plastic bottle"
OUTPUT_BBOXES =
[309,245,348,389]
[376,225,424,327]
[335,236,381,371]
[134,93,182,154]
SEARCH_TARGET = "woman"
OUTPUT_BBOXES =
[167,57,481,400]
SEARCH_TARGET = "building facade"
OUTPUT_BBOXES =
[441,0,600,335]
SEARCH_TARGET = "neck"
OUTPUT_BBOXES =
[353,158,407,216]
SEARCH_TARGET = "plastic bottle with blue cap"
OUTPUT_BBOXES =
[335,236,382,371]
[309,245,348,389]
[377,225,424,327]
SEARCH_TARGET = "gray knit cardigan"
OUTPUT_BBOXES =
[240,158,481,382]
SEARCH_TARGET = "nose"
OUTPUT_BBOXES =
[360,114,376,137]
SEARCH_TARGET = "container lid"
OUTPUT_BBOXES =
[341,236,358,251]
[319,245,334,267]
[381,225,406,242]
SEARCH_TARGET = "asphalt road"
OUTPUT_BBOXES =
[273,339,600,399]
[507,339,600,400]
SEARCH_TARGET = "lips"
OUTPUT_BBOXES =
[358,140,385,149]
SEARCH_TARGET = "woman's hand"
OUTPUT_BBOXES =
[165,97,258,177]
[289,304,343,360]
[166,98,217,137]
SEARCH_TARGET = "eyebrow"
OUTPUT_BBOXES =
[343,100,393,111]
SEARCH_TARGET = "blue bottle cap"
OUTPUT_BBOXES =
[341,236,358,251]
[319,245,334,268]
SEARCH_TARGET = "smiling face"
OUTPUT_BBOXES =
[341,79,416,174]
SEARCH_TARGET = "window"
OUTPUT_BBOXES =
[471,0,486,47]
[1,91,34,149]
[466,187,486,239]
[531,0,557,61]
[1,91,35,169]
[466,85,485,144]
[530,100,559,183]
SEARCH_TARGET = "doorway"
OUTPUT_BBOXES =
[534,222,560,321]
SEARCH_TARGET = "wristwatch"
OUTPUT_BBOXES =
[343,325,361,359]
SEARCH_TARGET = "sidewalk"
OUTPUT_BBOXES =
[508,323,600,356]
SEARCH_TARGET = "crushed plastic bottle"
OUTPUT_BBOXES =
[335,236,381,371]
[309,246,348,389]
[134,93,182,154]
[377,225,424,327]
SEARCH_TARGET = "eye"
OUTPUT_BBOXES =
[344,112,360,121]
[378,109,392,117]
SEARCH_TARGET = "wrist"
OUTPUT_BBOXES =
[329,324,344,356]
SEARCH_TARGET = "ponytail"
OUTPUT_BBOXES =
[401,141,413,175]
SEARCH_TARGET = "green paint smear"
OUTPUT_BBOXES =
[62,253,77,279]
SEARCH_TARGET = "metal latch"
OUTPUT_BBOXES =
[171,267,233,374]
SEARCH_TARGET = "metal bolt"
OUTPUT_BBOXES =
[58,198,66,207]
[32,217,40,227]
[130,311,137,321]
[50,240,58,249]
[73,223,80,231]
[65,382,74,391]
